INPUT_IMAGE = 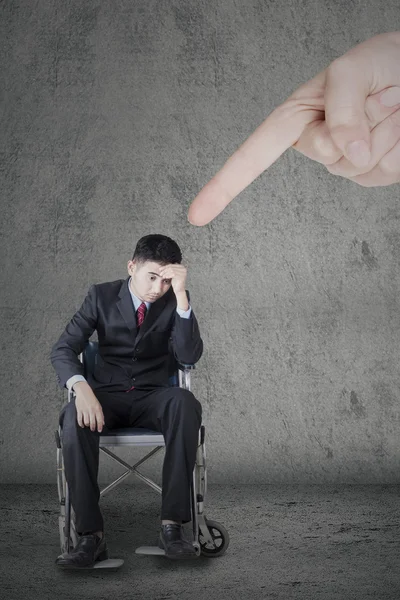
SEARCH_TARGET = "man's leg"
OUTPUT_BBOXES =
[56,392,132,567]
[129,386,202,557]
[59,399,103,534]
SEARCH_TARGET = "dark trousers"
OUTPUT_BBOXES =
[59,386,202,534]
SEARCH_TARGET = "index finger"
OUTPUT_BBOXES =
[188,74,326,226]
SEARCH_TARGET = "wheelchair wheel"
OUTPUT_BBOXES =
[199,519,229,557]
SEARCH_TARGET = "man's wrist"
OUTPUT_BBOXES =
[66,374,87,391]
[175,290,189,311]
[73,380,91,393]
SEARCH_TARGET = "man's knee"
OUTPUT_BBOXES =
[59,400,77,428]
[59,402,77,446]
[59,401,99,445]
[170,388,202,419]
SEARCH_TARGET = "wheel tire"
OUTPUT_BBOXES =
[199,519,230,557]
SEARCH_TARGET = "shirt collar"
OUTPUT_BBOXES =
[128,277,151,312]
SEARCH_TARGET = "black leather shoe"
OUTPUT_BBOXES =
[55,534,108,569]
[158,524,197,559]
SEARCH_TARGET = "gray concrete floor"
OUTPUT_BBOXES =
[0,484,399,600]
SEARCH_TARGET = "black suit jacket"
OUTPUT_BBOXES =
[51,278,203,392]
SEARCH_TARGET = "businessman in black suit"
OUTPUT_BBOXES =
[51,234,203,568]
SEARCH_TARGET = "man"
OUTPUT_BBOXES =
[51,234,203,568]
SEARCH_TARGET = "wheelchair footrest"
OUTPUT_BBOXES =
[56,557,124,569]
[92,558,124,569]
[135,546,166,556]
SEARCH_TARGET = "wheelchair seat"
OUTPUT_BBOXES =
[100,428,165,446]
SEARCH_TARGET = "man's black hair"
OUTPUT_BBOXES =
[132,234,182,265]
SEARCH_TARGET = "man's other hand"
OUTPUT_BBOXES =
[74,381,105,433]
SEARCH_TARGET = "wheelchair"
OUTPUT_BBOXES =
[55,340,229,567]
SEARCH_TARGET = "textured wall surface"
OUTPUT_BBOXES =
[1,0,399,483]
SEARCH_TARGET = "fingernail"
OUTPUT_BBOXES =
[346,140,371,168]
[380,86,400,107]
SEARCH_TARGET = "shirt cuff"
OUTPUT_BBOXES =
[176,306,192,319]
[66,375,87,391]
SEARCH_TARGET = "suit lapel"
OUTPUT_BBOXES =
[116,278,138,335]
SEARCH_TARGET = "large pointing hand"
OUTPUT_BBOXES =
[188,32,400,226]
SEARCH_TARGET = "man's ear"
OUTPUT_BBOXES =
[128,260,136,275]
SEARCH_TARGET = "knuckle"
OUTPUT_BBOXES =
[325,162,339,174]
[379,154,400,177]
[350,176,375,188]
[327,56,353,77]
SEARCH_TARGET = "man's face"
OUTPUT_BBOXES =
[128,260,172,303]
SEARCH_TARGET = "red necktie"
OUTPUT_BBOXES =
[126,303,147,392]
[136,302,147,328]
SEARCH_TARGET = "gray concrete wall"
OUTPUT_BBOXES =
[1,0,399,484]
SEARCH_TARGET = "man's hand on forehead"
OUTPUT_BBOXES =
[159,264,187,278]
[159,264,188,296]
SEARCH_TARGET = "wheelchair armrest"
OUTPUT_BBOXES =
[177,363,196,371]
[66,388,76,403]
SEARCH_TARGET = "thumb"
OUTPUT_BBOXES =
[324,60,372,168]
